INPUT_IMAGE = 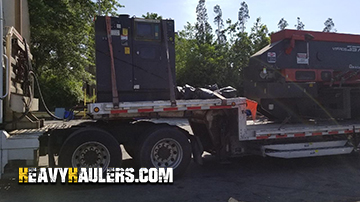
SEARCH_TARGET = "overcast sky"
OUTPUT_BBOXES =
[117,0,360,35]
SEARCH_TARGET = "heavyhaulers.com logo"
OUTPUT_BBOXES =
[19,167,173,184]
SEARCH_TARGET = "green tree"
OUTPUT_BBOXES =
[142,12,162,19]
[195,0,212,44]
[176,1,272,95]
[295,17,305,30]
[278,18,288,30]
[28,0,122,109]
[174,18,219,87]
[250,17,270,53]
[176,23,196,85]
[238,1,250,32]
[323,18,336,32]
[225,18,237,44]
[213,5,225,44]
[227,31,252,93]
[176,22,229,88]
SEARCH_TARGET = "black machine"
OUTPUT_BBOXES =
[244,29,360,121]
[95,15,175,103]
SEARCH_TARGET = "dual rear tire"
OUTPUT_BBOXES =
[135,127,192,176]
[59,126,192,176]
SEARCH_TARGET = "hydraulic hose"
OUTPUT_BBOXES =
[30,71,63,120]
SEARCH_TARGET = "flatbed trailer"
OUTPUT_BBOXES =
[1,97,360,178]
[88,97,360,158]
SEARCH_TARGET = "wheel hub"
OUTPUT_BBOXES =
[157,146,171,161]
[83,150,98,165]
[72,142,110,169]
[151,138,183,168]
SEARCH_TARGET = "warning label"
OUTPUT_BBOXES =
[125,47,130,54]
[267,52,276,63]
[297,53,308,64]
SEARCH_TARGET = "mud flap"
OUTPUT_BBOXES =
[189,135,204,165]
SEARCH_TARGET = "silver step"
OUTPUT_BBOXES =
[263,140,347,151]
[264,147,354,159]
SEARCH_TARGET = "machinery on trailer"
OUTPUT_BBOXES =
[244,30,360,121]
[1,10,360,179]
[95,15,176,103]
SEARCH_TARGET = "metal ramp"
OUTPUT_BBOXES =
[262,140,354,158]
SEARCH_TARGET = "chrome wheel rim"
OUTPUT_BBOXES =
[71,141,110,170]
[151,138,183,168]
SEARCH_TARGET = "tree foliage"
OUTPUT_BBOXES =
[238,1,250,32]
[142,12,162,19]
[28,0,122,109]
[176,1,270,94]
[278,18,288,30]
[323,18,336,32]
[295,17,305,30]
[195,0,213,44]
[213,5,225,44]
[250,17,270,53]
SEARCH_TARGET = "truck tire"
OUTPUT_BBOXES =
[123,121,156,158]
[58,128,122,170]
[137,126,191,176]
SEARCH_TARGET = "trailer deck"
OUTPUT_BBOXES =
[88,97,246,119]
[245,120,360,141]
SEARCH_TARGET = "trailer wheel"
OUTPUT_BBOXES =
[58,128,122,170]
[123,121,157,158]
[137,127,191,176]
